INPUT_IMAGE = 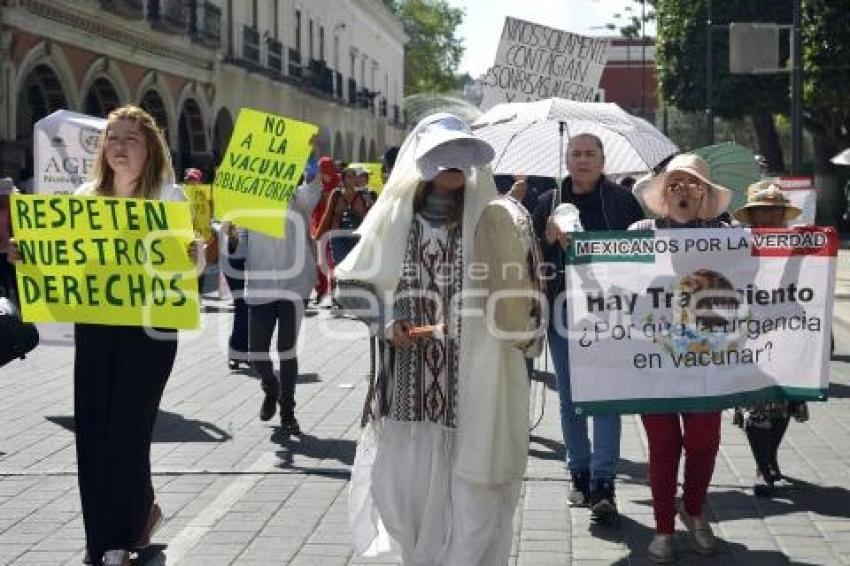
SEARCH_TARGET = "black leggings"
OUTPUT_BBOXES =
[745,416,791,479]
[249,299,303,417]
[74,324,177,561]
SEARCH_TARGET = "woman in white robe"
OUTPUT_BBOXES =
[337,114,532,566]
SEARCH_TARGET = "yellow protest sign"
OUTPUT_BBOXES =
[349,162,385,194]
[213,108,318,237]
[10,195,199,329]
[183,183,213,239]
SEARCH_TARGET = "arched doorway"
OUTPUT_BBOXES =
[84,77,121,117]
[333,131,344,160]
[212,108,234,167]
[15,64,68,182]
[139,89,169,138]
[178,98,207,173]
[358,137,367,161]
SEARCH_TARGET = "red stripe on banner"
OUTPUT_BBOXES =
[750,226,838,257]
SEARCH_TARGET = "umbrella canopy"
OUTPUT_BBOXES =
[471,98,678,178]
[831,148,850,166]
[692,142,760,212]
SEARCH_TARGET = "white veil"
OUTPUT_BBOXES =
[337,113,529,487]
[335,112,497,300]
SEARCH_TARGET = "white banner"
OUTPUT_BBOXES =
[479,17,611,110]
[563,227,836,415]
[34,110,106,195]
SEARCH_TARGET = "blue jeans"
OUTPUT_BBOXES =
[548,312,621,485]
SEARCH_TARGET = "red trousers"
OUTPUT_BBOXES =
[314,241,334,299]
[641,412,721,534]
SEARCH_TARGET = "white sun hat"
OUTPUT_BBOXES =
[414,114,495,181]
[634,153,733,219]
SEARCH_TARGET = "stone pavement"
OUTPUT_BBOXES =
[0,251,848,566]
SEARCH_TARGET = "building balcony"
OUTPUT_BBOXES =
[348,79,357,106]
[288,48,302,79]
[334,71,343,99]
[358,88,376,112]
[148,0,188,33]
[304,59,334,97]
[192,1,221,47]
[238,25,261,67]
[266,38,283,74]
[100,0,144,20]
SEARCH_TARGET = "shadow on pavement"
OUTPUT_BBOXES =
[528,434,564,462]
[828,381,850,398]
[529,369,557,392]
[598,514,816,566]
[271,431,355,478]
[46,410,232,443]
[709,478,850,521]
[134,544,166,565]
[235,371,322,384]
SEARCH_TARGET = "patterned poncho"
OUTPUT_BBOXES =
[390,214,463,429]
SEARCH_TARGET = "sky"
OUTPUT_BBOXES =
[449,0,656,78]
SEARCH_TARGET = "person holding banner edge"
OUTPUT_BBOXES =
[731,181,809,498]
[9,105,203,566]
[532,133,645,524]
[629,153,733,563]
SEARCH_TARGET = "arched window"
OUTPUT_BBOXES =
[84,77,121,117]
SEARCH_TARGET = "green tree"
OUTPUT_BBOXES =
[656,0,792,173]
[383,0,466,94]
[802,0,850,224]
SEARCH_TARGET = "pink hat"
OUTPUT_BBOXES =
[184,168,203,183]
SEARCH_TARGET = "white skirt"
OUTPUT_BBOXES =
[349,420,521,566]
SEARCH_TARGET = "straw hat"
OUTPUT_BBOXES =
[733,180,801,224]
[634,153,733,220]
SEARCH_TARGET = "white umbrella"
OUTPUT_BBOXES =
[831,148,850,166]
[471,98,678,178]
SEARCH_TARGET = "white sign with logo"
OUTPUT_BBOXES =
[768,176,817,226]
[479,17,611,110]
[34,110,106,195]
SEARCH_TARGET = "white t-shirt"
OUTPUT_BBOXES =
[75,182,187,202]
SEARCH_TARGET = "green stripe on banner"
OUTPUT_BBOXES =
[573,386,828,416]
[566,230,657,265]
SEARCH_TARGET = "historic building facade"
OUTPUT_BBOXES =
[0,0,406,184]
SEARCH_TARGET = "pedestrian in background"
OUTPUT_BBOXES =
[317,166,374,266]
[732,181,808,498]
[311,157,339,305]
[8,105,203,566]
[630,153,733,563]
[228,154,322,436]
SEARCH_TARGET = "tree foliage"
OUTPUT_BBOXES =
[655,0,792,120]
[802,0,850,166]
[383,0,466,94]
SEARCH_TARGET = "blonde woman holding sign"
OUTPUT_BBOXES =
[10,105,202,566]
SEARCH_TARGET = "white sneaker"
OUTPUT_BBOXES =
[648,534,675,564]
[676,500,716,555]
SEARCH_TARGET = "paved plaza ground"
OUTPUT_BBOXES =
[0,252,848,565]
